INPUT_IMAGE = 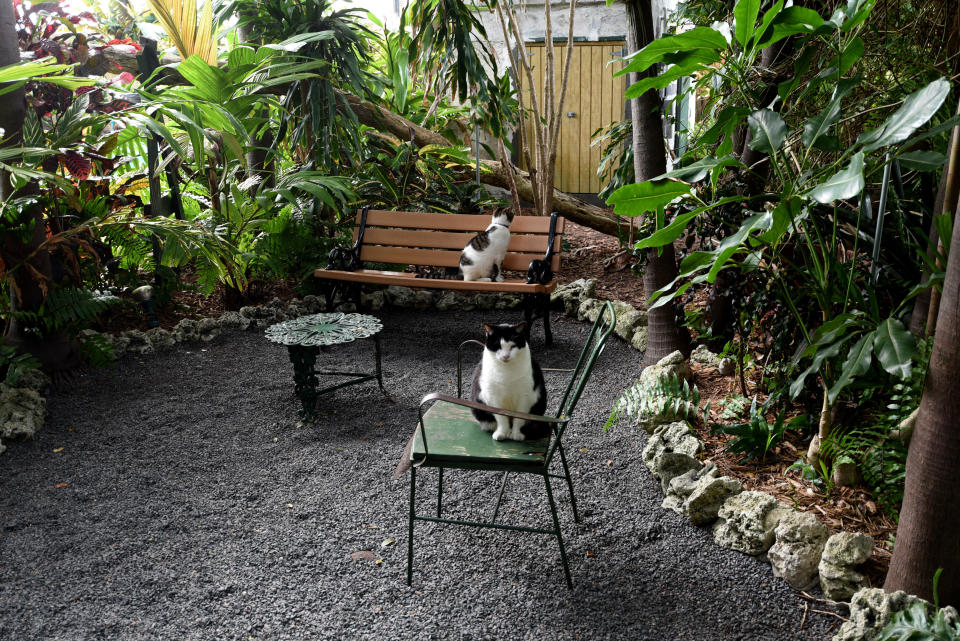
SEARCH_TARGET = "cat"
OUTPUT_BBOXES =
[470,321,549,441]
[459,207,515,282]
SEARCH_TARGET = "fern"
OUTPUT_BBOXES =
[11,287,122,334]
[606,373,703,430]
[878,602,960,641]
[0,341,42,386]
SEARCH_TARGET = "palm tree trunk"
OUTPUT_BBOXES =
[884,171,960,606]
[625,0,689,365]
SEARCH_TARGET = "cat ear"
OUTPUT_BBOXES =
[483,324,494,334]
[514,321,527,334]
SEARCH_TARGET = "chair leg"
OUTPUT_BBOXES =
[407,467,416,586]
[544,474,573,589]
[556,441,580,523]
[437,468,444,517]
[490,471,510,524]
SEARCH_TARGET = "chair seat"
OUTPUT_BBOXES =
[412,401,551,469]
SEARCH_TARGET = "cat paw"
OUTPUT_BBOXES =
[495,275,505,282]
[492,429,510,441]
[478,421,496,432]
[510,427,526,441]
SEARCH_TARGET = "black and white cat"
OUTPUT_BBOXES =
[470,322,549,441]
[459,207,515,282]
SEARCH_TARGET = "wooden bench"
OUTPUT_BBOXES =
[313,208,565,345]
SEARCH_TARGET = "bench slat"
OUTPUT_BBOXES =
[359,210,565,235]
[359,228,562,254]
[359,245,557,272]
[314,268,557,294]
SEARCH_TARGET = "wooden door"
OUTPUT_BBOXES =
[520,41,626,194]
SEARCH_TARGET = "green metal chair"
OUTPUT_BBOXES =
[406,302,616,588]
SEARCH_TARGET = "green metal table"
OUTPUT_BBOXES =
[265,312,391,417]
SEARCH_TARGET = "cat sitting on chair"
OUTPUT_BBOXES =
[459,207,514,281]
[470,322,549,441]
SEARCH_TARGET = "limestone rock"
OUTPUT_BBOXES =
[359,290,386,311]
[145,327,176,349]
[493,294,521,310]
[615,309,648,342]
[639,350,692,385]
[385,286,417,308]
[663,463,743,526]
[823,532,873,566]
[301,295,325,314]
[641,421,704,492]
[0,383,47,440]
[0,439,5,455]
[630,327,648,353]
[172,319,200,343]
[12,368,51,394]
[104,332,130,356]
[768,511,830,590]
[471,293,501,310]
[198,317,220,342]
[690,344,722,368]
[717,357,735,376]
[218,311,251,331]
[433,291,458,312]
[551,278,597,315]
[713,491,793,556]
[833,588,960,641]
[122,330,154,354]
[819,532,874,601]
[413,290,435,310]
[577,298,605,323]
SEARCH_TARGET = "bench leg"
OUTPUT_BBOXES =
[523,293,553,347]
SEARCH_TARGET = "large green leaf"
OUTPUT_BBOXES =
[606,180,691,218]
[873,318,916,379]
[757,6,825,48]
[659,155,744,183]
[897,150,947,172]
[801,77,860,148]
[635,196,746,250]
[827,332,875,403]
[751,0,785,49]
[789,338,848,398]
[747,109,787,154]
[177,55,230,104]
[758,198,802,244]
[734,0,761,48]
[617,26,728,76]
[859,79,951,152]
[809,152,865,203]
[625,59,708,99]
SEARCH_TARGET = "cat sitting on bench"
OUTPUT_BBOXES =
[459,207,514,282]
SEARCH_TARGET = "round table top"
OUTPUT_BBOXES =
[264,313,383,347]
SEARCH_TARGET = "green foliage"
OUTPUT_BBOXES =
[0,342,42,387]
[878,602,960,641]
[712,397,804,461]
[788,456,835,497]
[606,373,704,430]
[606,0,947,412]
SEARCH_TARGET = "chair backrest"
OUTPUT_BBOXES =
[544,301,615,462]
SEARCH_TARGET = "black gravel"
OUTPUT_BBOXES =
[0,309,838,641]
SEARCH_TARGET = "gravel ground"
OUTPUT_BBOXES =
[0,309,839,641]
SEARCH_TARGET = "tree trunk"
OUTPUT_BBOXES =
[910,103,960,336]
[625,0,689,365]
[884,169,960,606]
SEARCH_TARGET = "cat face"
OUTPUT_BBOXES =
[482,322,528,363]
[491,207,515,228]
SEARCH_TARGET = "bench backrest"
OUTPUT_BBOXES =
[352,210,564,273]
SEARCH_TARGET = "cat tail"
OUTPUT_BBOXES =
[444,266,462,280]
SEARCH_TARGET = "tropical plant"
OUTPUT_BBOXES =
[144,0,217,64]
[712,397,804,462]
[880,571,960,641]
[605,0,954,464]
[605,373,704,430]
